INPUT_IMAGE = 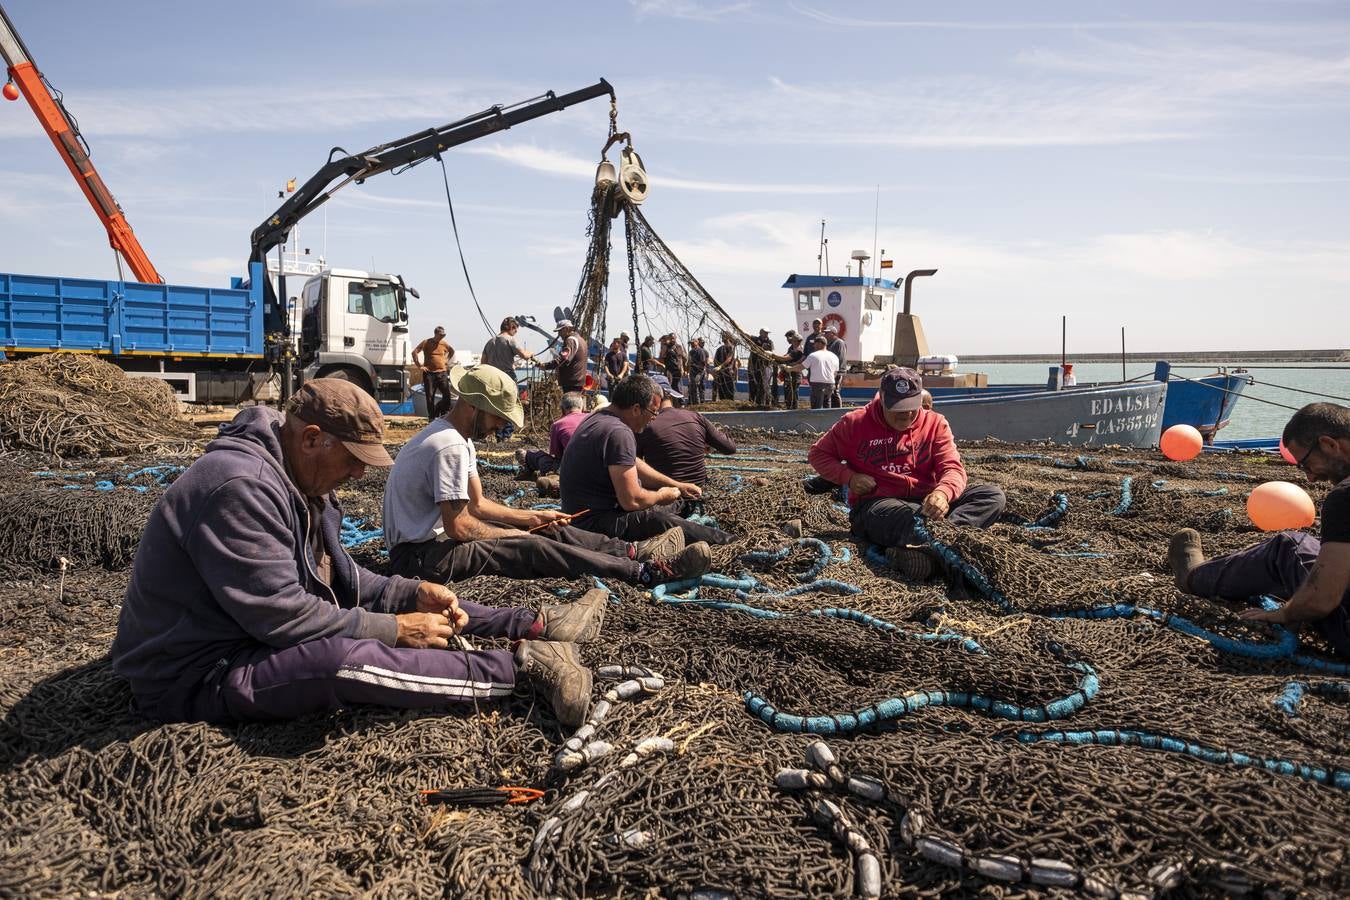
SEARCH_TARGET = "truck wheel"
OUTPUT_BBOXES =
[317,366,374,396]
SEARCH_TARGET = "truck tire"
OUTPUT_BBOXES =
[316,365,374,397]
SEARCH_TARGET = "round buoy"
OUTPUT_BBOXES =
[1247,481,1316,532]
[2,82,19,102]
[1160,424,1203,461]
[1278,439,1297,465]
[584,373,595,391]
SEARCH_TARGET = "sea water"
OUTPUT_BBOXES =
[965,362,1349,441]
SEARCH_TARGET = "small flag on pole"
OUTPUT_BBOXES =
[879,259,893,269]
[286,178,297,193]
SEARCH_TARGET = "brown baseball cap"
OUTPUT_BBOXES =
[288,378,395,466]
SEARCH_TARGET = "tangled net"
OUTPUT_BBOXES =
[0,353,198,458]
[1,433,1347,897]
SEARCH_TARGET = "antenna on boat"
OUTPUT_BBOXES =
[871,185,880,283]
[816,220,827,276]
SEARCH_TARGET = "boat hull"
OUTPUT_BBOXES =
[704,380,1168,447]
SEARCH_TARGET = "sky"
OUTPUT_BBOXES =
[2,0,1348,357]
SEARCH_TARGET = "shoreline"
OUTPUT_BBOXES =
[959,349,1348,365]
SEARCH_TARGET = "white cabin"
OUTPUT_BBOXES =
[781,274,900,365]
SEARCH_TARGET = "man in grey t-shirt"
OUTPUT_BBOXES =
[560,375,735,546]
[481,317,534,374]
[385,367,710,586]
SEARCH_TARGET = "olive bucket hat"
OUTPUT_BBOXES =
[448,364,525,429]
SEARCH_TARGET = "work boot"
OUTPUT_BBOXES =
[802,474,837,495]
[537,588,608,644]
[639,542,713,585]
[516,640,591,730]
[886,545,936,581]
[536,474,561,497]
[634,526,685,562]
[1169,528,1205,593]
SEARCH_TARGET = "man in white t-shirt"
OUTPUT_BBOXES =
[384,366,703,586]
[802,336,840,409]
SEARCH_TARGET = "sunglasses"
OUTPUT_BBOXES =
[1295,439,1322,472]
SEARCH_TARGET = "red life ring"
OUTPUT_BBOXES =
[822,313,847,339]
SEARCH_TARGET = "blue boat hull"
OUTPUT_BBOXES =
[705,380,1168,447]
[728,371,1244,440]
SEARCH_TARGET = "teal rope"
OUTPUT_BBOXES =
[1014,728,1350,791]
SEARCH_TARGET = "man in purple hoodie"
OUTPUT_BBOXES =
[112,379,602,729]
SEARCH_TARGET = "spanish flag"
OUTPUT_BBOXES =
[879,259,893,269]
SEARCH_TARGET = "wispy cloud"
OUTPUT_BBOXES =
[789,4,1330,33]
[461,143,885,194]
[630,0,754,22]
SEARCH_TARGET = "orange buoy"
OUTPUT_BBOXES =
[584,373,595,390]
[1278,439,1297,465]
[1247,481,1316,532]
[1160,424,1204,461]
[2,82,19,101]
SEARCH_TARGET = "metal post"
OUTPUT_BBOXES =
[1121,327,1126,382]
[278,244,292,404]
[1061,316,1066,368]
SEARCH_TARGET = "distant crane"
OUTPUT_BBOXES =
[0,2,162,283]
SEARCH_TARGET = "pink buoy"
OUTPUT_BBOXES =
[1278,439,1297,465]
[1247,481,1316,532]
[1160,424,1203,461]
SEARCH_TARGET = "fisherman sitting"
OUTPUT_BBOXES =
[560,374,736,547]
[111,379,597,729]
[807,367,1006,579]
[517,391,587,477]
[1169,402,1350,658]
[635,373,737,516]
[384,365,709,588]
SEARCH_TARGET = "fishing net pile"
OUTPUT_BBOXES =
[2,436,1348,898]
[0,353,198,457]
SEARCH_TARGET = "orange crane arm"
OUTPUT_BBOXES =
[0,4,161,283]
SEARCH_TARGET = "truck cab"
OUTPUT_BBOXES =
[293,268,415,402]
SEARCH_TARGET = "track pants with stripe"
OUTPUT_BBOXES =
[180,600,540,724]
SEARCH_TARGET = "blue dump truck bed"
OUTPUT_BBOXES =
[0,262,264,358]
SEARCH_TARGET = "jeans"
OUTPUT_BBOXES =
[1186,531,1349,658]
[571,505,735,545]
[687,370,706,405]
[849,485,1007,547]
[809,382,832,409]
[389,527,641,584]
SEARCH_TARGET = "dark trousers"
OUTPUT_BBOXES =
[687,369,706,405]
[423,370,452,420]
[830,372,844,408]
[783,374,800,409]
[714,371,736,401]
[573,505,735,546]
[769,368,781,407]
[1187,531,1350,658]
[389,526,641,584]
[849,485,1007,547]
[809,382,832,409]
[748,367,764,405]
[522,449,560,476]
[172,599,538,724]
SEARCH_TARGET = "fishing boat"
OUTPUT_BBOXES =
[715,264,1238,446]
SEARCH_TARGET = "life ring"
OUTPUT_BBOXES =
[822,313,847,339]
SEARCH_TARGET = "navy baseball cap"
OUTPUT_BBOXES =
[648,372,684,399]
[880,367,924,412]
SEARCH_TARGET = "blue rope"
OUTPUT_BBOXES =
[477,460,521,474]
[1275,680,1350,716]
[745,662,1099,735]
[1014,728,1350,791]
[1108,477,1134,516]
[501,488,527,507]
[340,517,384,549]
[1046,603,1300,660]
[740,538,835,582]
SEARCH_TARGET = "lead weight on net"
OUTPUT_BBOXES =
[619,752,639,767]
[824,764,846,786]
[588,700,612,724]
[558,790,591,814]
[843,830,872,855]
[596,665,626,678]
[611,679,644,700]
[1028,858,1079,888]
[775,768,829,790]
[532,816,561,852]
[1147,861,1183,891]
[634,736,674,756]
[915,836,964,869]
[1080,873,1120,899]
[1118,890,1153,900]
[898,810,924,846]
[638,675,665,692]
[846,775,886,801]
[969,854,1022,882]
[855,852,882,898]
[809,797,843,828]
[606,828,653,850]
[805,740,837,771]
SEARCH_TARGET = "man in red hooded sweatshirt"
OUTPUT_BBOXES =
[807,367,1006,579]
